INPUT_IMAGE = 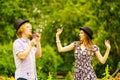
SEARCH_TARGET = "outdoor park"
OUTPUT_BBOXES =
[0,0,120,80]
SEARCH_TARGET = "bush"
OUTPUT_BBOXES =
[0,42,15,77]
[36,45,63,79]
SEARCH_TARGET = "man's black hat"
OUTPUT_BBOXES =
[14,18,29,31]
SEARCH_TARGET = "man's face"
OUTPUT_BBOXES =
[24,23,32,37]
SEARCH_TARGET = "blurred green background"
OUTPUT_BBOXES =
[0,0,120,80]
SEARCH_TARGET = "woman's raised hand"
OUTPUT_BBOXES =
[56,28,63,37]
[105,40,111,50]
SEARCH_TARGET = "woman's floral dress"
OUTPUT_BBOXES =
[74,41,99,80]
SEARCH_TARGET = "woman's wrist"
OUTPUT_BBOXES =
[56,34,61,43]
[107,47,111,51]
[56,40,61,43]
[56,34,60,37]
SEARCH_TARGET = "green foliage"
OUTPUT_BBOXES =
[57,51,74,72]
[0,0,120,79]
[117,62,120,68]
[36,45,63,79]
[102,65,111,80]
[64,71,73,80]
[0,42,15,76]
[47,72,53,80]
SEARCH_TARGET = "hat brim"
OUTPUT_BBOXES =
[19,20,29,27]
[17,20,29,30]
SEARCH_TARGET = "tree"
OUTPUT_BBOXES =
[0,0,120,79]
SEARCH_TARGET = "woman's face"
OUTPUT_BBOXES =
[23,23,32,37]
[79,30,86,41]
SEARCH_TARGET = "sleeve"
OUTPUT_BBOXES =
[13,40,24,55]
[74,41,79,47]
[92,45,99,52]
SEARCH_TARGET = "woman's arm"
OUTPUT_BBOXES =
[56,28,74,52]
[56,41,74,52]
[95,40,111,64]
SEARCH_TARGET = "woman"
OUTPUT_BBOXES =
[13,18,42,80]
[56,26,111,80]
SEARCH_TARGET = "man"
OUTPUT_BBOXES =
[13,18,42,80]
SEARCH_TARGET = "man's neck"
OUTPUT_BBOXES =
[21,34,29,40]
